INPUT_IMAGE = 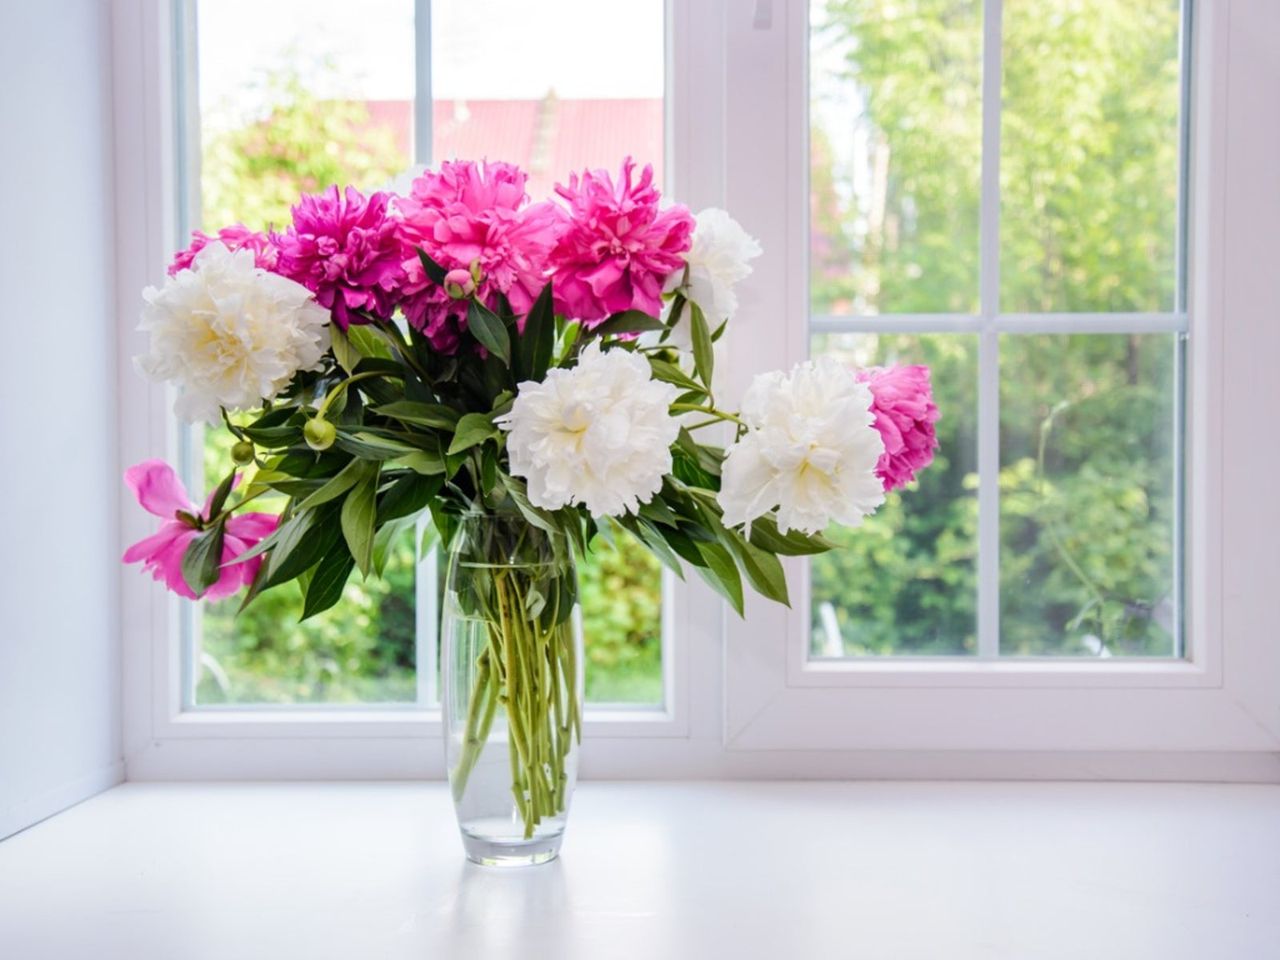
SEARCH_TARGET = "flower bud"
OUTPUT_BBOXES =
[468,259,484,284]
[304,416,336,451]
[444,268,476,299]
[231,440,255,465]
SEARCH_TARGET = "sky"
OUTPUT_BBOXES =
[197,0,666,118]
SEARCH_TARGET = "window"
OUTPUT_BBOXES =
[807,0,1186,660]
[179,0,669,711]
[116,0,1277,778]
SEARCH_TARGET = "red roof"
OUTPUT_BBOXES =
[363,98,665,199]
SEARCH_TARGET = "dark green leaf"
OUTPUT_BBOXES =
[264,502,343,587]
[416,247,447,285]
[205,471,238,520]
[520,282,556,382]
[694,539,744,616]
[725,530,790,606]
[376,472,442,525]
[335,430,421,460]
[298,458,373,511]
[341,470,379,577]
[181,520,226,596]
[301,546,355,620]
[589,310,667,338]
[373,400,460,430]
[467,300,511,366]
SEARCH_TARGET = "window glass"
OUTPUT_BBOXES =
[807,0,1186,660]
[809,0,983,316]
[187,0,667,706]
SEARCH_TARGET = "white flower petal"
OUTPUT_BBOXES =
[136,242,329,423]
[718,356,886,535]
[498,342,680,518]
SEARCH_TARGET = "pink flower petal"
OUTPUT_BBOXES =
[125,459,195,520]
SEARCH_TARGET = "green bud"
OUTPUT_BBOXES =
[469,258,483,284]
[304,417,336,451]
[231,440,255,465]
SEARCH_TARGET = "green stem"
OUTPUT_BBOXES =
[669,403,746,427]
[316,371,386,418]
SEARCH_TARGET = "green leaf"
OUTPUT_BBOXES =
[370,517,412,578]
[373,400,460,430]
[298,458,374,511]
[376,472,442,525]
[301,546,355,620]
[393,449,447,475]
[447,412,497,455]
[264,502,343,587]
[689,300,714,389]
[181,520,226,596]
[648,358,703,393]
[501,476,558,535]
[589,310,667,338]
[745,515,835,556]
[341,470,378,577]
[466,300,511,366]
[725,529,790,606]
[204,471,238,520]
[520,282,556,382]
[416,247,447,285]
[331,323,394,374]
[694,539,744,616]
[628,517,686,578]
[335,430,421,460]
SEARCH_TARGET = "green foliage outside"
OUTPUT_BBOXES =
[195,68,663,705]
[809,0,1182,656]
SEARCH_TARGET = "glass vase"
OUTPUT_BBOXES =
[441,512,583,866]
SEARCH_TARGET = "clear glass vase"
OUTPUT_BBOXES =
[442,513,583,866]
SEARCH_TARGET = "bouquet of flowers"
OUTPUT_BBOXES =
[125,157,938,863]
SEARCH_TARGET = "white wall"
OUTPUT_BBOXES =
[0,0,122,838]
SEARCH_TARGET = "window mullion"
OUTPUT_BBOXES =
[976,0,1004,660]
[413,0,433,166]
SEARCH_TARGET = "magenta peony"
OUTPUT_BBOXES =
[122,460,279,600]
[394,160,562,353]
[169,225,278,276]
[859,365,940,492]
[548,158,694,325]
[273,185,404,329]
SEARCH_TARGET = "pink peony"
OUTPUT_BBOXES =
[394,160,562,353]
[548,158,694,325]
[169,225,278,275]
[122,460,279,601]
[858,365,940,491]
[273,185,404,329]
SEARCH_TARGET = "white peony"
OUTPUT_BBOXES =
[137,242,330,423]
[498,342,680,518]
[718,356,886,535]
[664,207,762,348]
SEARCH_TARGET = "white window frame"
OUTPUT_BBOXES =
[115,0,1280,781]
[720,0,1280,776]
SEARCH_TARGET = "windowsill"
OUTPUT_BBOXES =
[1,781,1277,958]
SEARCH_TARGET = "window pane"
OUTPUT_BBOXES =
[999,334,1180,656]
[430,0,667,705]
[809,0,983,315]
[187,0,666,706]
[810,334,978,656]
[192,0,418,705]
[1000,0,1183,312]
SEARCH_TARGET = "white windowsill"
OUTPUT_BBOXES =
[1,781,1277,959]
